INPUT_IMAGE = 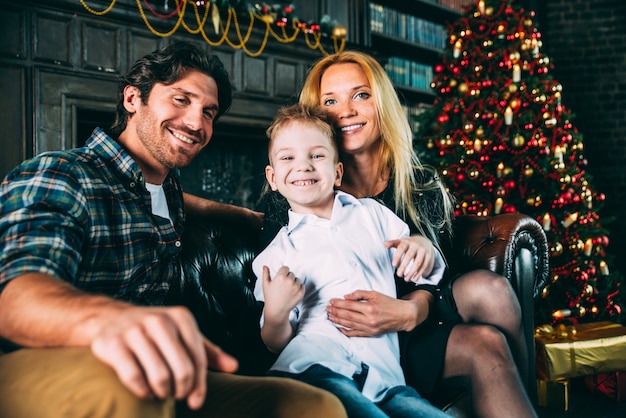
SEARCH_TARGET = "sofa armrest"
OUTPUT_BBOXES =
[441,213,549,402]
[443,213,549,299]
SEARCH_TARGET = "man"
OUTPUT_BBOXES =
[0,41,345,418]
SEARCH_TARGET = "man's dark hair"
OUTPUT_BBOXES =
[110,41,232,136]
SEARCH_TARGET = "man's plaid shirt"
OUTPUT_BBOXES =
[0,128,185,306]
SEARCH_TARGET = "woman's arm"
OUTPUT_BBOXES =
[326,234,442,336]
[327,288,433,336]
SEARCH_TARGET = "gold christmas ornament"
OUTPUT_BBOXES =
[550,242,564,257]
[458,82,469,93]
[512,134,525,147]
[332,25,347,39]
[524,165,534,177]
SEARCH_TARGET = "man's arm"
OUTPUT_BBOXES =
[183,192,263,229]
[0,273,238,410]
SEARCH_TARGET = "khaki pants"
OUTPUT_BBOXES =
[0,348,346,418]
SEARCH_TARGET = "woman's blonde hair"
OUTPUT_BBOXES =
[299,50,454,247]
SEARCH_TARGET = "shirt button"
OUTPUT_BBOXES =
[438,321,443,326]
[175,240,182,247]
[129,181,136,188]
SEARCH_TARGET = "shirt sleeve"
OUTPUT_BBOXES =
[0,154,88,291]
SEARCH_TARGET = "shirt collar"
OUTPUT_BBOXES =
[286,191,361,234]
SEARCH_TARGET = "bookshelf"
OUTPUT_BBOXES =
[367,0,461,114]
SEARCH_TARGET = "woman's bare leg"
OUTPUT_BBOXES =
[441,324,536,418]
[451,270,528,384]
[440,270,536,417]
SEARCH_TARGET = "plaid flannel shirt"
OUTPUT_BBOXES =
[0,128,185,306]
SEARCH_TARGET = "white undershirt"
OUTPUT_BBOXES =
[145,182,172,223]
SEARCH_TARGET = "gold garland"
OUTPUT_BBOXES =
[79,0,346,57]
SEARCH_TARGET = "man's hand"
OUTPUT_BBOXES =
[91,305,238,410]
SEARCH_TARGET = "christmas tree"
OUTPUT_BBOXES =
[414,0,623,326]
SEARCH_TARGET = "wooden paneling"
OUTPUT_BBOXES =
[0,66,27,176]
[81,21,122,73]
[34,11,73,66]
[0,7,26,60]
[36,69,117,152]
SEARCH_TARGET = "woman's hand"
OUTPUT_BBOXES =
[326,290,429,336]
[385,235,435,282]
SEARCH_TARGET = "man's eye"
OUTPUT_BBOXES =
[174,97,189,105]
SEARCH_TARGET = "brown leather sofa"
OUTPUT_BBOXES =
[169,212,549,417]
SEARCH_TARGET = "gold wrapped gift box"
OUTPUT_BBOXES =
[537,378,570,410]
[535,321,626,381]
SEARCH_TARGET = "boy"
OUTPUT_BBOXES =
[253,103,450,418]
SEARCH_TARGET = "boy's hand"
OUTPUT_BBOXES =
[261,266,305,321]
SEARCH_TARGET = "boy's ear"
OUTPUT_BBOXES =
[334,161,343,187]
[265,165,279,191]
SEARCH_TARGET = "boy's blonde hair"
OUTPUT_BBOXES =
[266,104,338,165]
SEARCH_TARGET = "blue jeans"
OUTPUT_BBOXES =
[268,364,450,418]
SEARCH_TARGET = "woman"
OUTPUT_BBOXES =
[260,50,537,418]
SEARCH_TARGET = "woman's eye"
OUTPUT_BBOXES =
[355,92,370,100]
[323,98,337,106]
[312,154,324,159]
